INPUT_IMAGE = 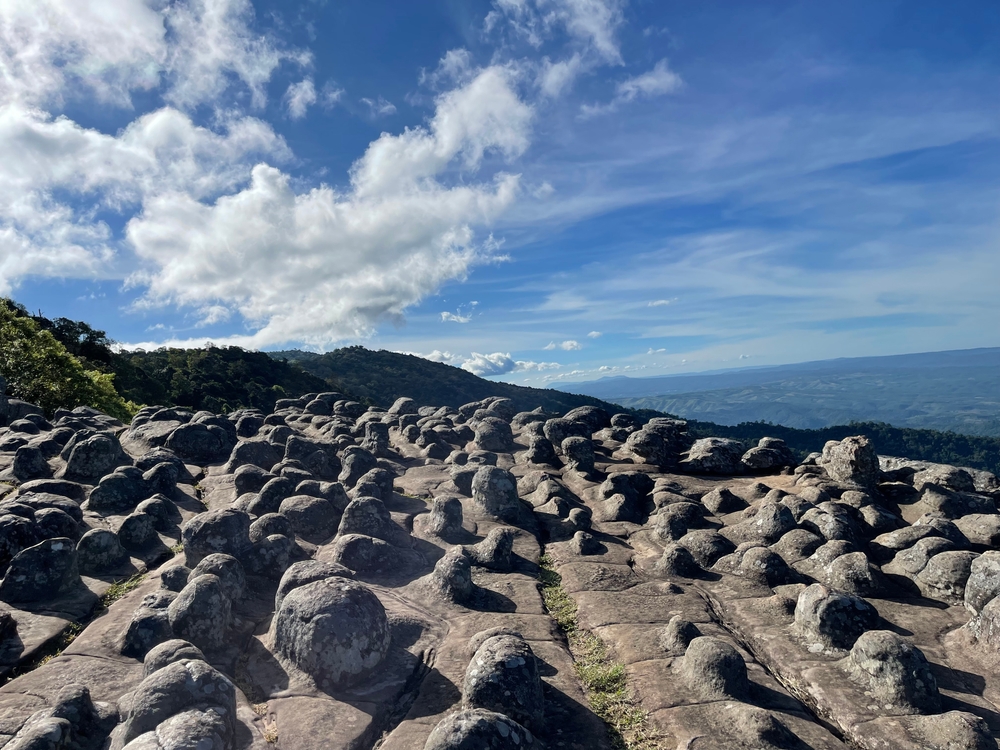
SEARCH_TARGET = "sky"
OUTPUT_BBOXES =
[1,0,998,387]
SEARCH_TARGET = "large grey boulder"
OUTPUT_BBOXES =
[680,438,746,475]
[113,659,236,749]
[793,584,879,650]
[680,636,749,701]
[337,496,409,547]
[167,574,231,652]
[272,578,390,691]
[423,709,537,750]
[0,537,81,603]
[181,509,251,567]
[473,417,514,453]
[463,634,543,729]
[818,436,879,488]
[165,423,233,463]
[471,466,522,523]
[845,631,940,714]
[62,433,130,481]
[338,447,379,488]
[77,529,128,575]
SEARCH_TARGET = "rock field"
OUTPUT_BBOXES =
[0,389,998,749]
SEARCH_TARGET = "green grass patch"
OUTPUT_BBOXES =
[538,554,664,750]
[100,573,146,608]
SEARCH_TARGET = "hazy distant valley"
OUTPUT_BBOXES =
[562,348,1000,437]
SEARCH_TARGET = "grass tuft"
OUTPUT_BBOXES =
[100,573,146,609]
[538,554,664,750]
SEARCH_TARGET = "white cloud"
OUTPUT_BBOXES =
[0,0,303,111]
[195,304,232,326]
[461,351,560,376]
[284,78,317,119]
[587,330,601,338]
[0,102,289,293]
[648,298,676,307]
[581,59,682,117]
[122,65,533,348]
[538,53,583,97]
[320,82,345,109]
[647,347,666,354]
[441,311,471,323]
[488,0,626,65]
[544,339,582,350]
[616,59,682,102]
[361,96,397,117]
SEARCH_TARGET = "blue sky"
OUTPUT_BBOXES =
[1,0,998,386]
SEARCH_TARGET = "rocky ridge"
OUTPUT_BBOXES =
[0,390,996,748]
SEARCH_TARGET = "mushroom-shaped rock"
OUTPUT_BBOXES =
[678,530,734,567]
[429,547,474,604]
[624,429,667,466]
[570,530,601,555]
[522,436,558,466]
[11,445,51,482]
[77,529,128,575]
[826,551,882,597]
[965,551,1000,615]
[916,550,978,605]
[361,421,390,457]
[818,435,879,488]
[424,709,537,750]
[62,433,129,481]
[274,560,353,611]
[425,496,464,538]
[700,487,746,515]
[338,447,379,488]
[680,636,749,701]
[659,615,701,652]
[473,417,514,453]
[337,496,410,547]
[181,509,251,567]
[655,543,701,578]
[115,659,236,749]
[680,438,746,475]
[845,630,940,714]
[187,554,245,601]
[722,502,796,546]
[471,466,522,523]
[272,578,390,691]
[467,527,515,571]
[793,584,879,650]
[0,537,81,603]
[739,546,794,587]
[279,495,340,541]
[326,533,416,577]
[561,436,595,474]
[143,639,206,678]
[463,635,543,729]
[166,574,231,652]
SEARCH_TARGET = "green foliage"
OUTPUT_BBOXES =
[0,302,137,420]
[116,347,330,413]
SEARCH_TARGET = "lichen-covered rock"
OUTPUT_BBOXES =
[473,417,514,453]
[424,709,537,750]
[467,527,515,571]
[76,529,128,575]
[463,635,543,729]
[118,512,158,551]
[0,537,81,602]
[88,469,150,514]
[181,509,251,567]
[845,630,940,714]
[274,560,352,611]
[337,496,409,547]
[522,436,558,466]
[114,659,236,749]
[164,423,232,463]
[429,547,474,603]
[338,447,379,488]
[11,445,51,482]
[965,550,1000,614]
[624,429,667,466]
[561,436,595,474]
[62,433,130,481]
[916,550,978,605]
[425,496,464,538]
[6,684,115,750]
[677,529,734,567]
[361,421,391,457]
[272,578,390,691]
[826,551,883,596]
[143,640,206,677]
[700,487,746,515]
[819,436,879,488]
[188,554,245,601]
[660,615,701,652]
[327,533,415,577]
[279,494,340,540]
[471,466,522,523]
[167,575,231,652]
[794,584,879,650]
[721,502,796,546]
[680,438,746,475]
[542,418,588,451]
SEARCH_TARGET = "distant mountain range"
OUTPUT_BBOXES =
[560,348,1000,436]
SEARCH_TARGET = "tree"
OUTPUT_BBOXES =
[0,302,138,421]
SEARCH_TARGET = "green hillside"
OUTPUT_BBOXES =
[269,347,623,414]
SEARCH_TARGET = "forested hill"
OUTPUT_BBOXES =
[268,347,619,414]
